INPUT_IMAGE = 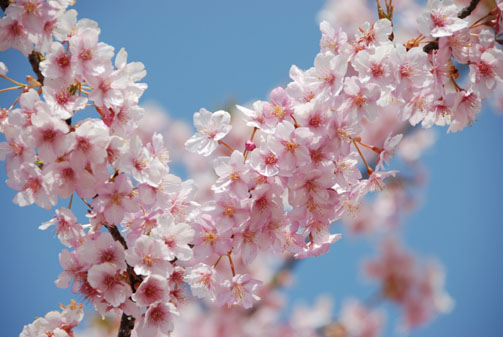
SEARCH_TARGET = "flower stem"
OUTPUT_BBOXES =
[0,85,24,93]
[243,127,258,162]
[352,139,373,175]
[227,253,236,277]
[218,140,235,153]
[0,74,26,86]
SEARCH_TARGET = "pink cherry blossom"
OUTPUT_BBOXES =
[31,102,73,162]
[320,20,347,54]
[79,232,127,271]
[184,263,220,301]
[353,44,395,87]
[20,300,84,337]
[418,0,468,38]
[0,16,33,56]
[341,76,381,119]
[339,299,384,337]
[132,274,170,307]
[204,194,251,232]
[0,124,36,172]
[304,51,347,97]
[125,235,173,276]
[43,79,87,119]
[91,173,138,225]
[267,121,313,174]
[119,136,164,187]
[213,150,251,198]
[448,90,481,132]
[185,108,232,156]
[354,19,393,48]
[192,214,233,259]
[248,142,280,177]
[40,207,85,248]
[55,248,87,293]
[150,214,194,261]
[135,302,178,337]
[87,66,128,108]
[469,48,503,98]
[6,163,57,209]
[69,27,114,78]
[377,133,402,170]
[5,0,48,32]
[218,274,262,309]
[262,86,294,126]
[87,263,131,307]
[39,41,74,80]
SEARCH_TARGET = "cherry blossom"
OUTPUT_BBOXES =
[135,302,178,336]
[218,274,263,309]
[87,263,132,307]
[132,274,170,307]
[185,108,232,156]
[91,173,138,225]
[150,214,194,261]
[417,0,468,38]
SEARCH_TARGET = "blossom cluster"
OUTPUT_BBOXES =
[0,0,501,336]
[182,0,502,312]
[20,300,84,337]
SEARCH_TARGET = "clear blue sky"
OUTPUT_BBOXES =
[0,1,501,336]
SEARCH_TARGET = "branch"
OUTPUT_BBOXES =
[118,314,135,337]
[105,224,129,250]
[104,224,143,337]
[28,51,45,85]
[423,40,439,53]
[458,0,481,19]
[0,0,9,12]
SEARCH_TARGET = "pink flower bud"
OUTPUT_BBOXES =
[245,140,256,151]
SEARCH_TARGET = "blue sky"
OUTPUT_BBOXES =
[1,1,502,336]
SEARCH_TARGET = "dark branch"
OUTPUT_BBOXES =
[0,0,9,12]
[28,51,45,85]
[118,314,136,337]
[458,0,481,19]
[104,224,143,337]
[105,224,129,250]
[423,40,439,53]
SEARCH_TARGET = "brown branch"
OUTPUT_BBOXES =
[105,224,129,250]
[118,314,135,337]
[104,224,143,337]
[0,0,9,12]
[458,0,481,19]
[423,39,439,53]
[28,51,45,85]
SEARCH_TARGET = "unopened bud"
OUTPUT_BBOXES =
[245,140,256,151]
